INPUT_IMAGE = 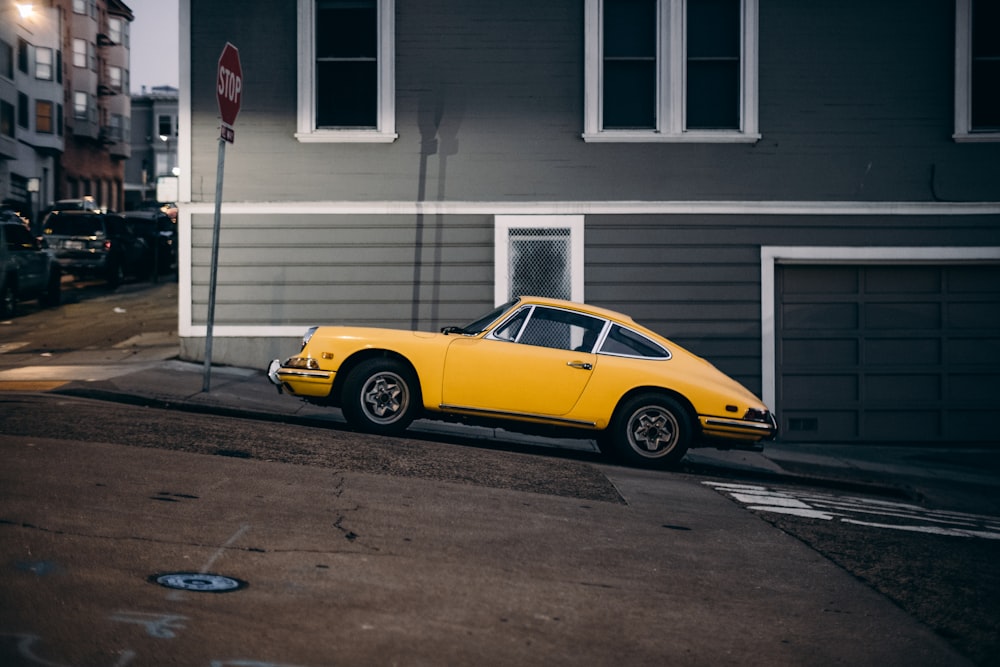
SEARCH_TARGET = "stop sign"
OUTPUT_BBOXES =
[217,42,242,137]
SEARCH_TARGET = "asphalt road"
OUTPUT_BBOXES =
[1,278,999,665]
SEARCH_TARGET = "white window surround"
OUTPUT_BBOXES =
[583,0,759,143]
[494,215,585,307]
[759,246,1000,412]
[954,0,999,142]
[295,0,397,143]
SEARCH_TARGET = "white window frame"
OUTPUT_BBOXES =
[954,0,999,142]
[35,47,53,81]
[583,0,759,143]
[296,0,396,143]
[494,215,585,307]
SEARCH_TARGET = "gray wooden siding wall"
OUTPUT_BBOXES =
[188,0,999,205]
[189,210,1000,395]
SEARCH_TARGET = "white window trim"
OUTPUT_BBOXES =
[584,0,759,143]
[296,0,397,143]
[954,0,999,142]
[494,215,585,307]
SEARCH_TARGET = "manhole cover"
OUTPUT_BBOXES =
[151,572,247,593]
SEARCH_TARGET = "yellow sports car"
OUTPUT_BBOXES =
[267,296,776,468]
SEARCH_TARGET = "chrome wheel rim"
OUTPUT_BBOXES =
[360,371,409,425]
[626,406,679,458]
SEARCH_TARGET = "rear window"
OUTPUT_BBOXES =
[44,215,105,237]
[599,324,670,359]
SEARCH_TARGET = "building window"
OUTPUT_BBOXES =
[35,47,53,80]
[158,114,173,138]
[584,0,759,142]
[1,101,13,139]
[17,38,28,74]
[296,0,396,142]
[1,40,12,80]
[17,93,28,128]
[108,65,122,91]
[73,39,87,68]
[36,100,54,134]
[57,103,64,136]
[955,0,1000,140]
[74,0,97,19]
[107,17,127,46]
[73,91,89,121]
[494,216,585,306]
[108,113,123,142]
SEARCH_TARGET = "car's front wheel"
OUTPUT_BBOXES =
[342,358,421,436]
[608,393,691,469]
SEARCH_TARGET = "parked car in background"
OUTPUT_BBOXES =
[41,210,149,287]
[268,296,777,469]
[1,220,62,316]
[120,210,176,279]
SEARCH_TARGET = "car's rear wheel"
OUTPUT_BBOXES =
[342,358,421,436]
[609,393,691,469]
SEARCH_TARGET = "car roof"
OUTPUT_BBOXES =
[515,296,640,327]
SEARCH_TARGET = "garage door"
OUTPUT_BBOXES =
[776,264,1000,442]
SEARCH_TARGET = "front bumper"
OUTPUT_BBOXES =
[699,411,778,442]
[266,358,334,397]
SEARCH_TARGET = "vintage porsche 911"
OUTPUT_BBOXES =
[267,297,776,468]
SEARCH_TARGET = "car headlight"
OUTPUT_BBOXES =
[301,326,318,351]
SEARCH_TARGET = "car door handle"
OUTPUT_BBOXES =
[567,361,593,370]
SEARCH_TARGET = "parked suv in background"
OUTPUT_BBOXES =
[41,210,150,287]
[1,220,62,316]
[120,210,176,279]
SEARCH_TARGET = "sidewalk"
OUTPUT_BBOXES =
[41,355,1000,514]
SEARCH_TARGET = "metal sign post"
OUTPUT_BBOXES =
[204,42,243,392]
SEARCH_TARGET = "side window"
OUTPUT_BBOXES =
[600,324,670,359]
[296,0,396,142]
[515,307,605,352]
[492,308,528,342]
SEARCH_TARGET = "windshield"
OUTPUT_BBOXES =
[457,299,519,335]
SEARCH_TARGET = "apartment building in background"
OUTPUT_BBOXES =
[125,84,178,209]
[0,0,133,224]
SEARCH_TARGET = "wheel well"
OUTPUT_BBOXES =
[611,387,699,433]
[331,349,420,405]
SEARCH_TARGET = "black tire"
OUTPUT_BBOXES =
[40,267,62,307]
[341,358,421,436]
[0,278,16,317]
[608,393,691,469]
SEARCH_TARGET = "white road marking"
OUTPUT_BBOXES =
[704,481,1000,540]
